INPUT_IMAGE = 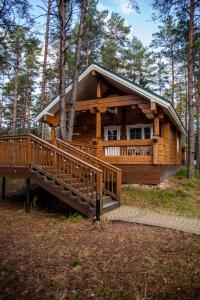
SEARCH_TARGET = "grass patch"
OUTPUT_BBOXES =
[122,166,200,218]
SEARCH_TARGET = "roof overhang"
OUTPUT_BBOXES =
[35,63,187,136]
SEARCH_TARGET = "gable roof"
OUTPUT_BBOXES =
[35,63,187,135]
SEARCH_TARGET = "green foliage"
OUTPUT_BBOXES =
[123,36,156,88]
[69,213,82,223]
[1,27,41,133]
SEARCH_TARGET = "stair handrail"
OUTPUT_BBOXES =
[55,138,121,202]
[30,135,103,172]
[30,134,104,213]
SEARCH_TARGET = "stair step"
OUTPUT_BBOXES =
[103,200,118,209]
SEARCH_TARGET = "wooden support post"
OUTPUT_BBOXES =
[116,170,122,203]
[97,78,102,98]
[25,178,31,212]
[154,117,160,137]
[96,111,101,139]
[51,126,56,140]
[2,177,5,201]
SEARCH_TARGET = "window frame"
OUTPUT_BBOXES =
[104,126,121,141]
[126,124,153,140]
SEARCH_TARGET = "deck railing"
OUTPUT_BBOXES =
[101,139,153,157]
[0,134,104,210]
[0,135,28,165]
[55,138,121,202]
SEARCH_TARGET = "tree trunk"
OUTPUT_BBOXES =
[66,0,87,140]
[196,72,200,170]
[40,0,51,137]
[57,0,68,139]
[24,84,31,133]
[171,54,175,106]
[187,0,195,178]
[12,53,19,135]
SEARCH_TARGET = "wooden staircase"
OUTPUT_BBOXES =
[0,134,121,217]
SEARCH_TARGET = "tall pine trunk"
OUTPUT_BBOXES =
[196,73,200,170]
[171,54,175,105]
[23,77,31,134]
[58,0,68,139]
[40,0,51,137]
[66,0,87,140]
[187,0,195,178]
[12,54,19,135]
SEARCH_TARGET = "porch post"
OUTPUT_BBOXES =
[96,111,101,139]
[153,117,160,137]
[50,126,56,140]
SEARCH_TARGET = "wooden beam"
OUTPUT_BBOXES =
[75,95,148,112]
[96,111,101,139]
[91,70,96,76]
[44,114,59,127]
[151,102,157,114]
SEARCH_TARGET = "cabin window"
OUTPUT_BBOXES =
[104,126,121,141]
[129,128,142,139]
[126,124,152,140]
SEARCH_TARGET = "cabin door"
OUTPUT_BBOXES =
[104,126,120,156]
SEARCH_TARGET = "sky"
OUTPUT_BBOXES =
[97,0,158,46]
[30,0,159,47]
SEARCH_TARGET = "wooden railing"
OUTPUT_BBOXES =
[100,139,153,157]
[66,141,97,156]
[0,134,104,211]
[55,138,121,201]
[0,135,28,165]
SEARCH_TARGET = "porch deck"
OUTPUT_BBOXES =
[0,134,121,217]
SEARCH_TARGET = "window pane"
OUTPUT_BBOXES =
[108,129,118,140]
[144,127,151,139]
[129,128,142,139]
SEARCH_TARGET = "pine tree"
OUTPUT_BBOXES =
[100,12,131,72]
[151,16,179,105]
[123,36,156,88]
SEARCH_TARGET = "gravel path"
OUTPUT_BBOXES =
[103,205,200,235]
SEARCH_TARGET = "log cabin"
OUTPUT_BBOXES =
[35,63,186,185]
[0,63,186,217]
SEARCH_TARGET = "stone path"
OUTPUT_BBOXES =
[103,205,200,235]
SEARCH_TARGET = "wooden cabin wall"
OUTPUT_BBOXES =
[72,106,153,143]
[162,119,181,165]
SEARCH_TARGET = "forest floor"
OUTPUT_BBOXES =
[0,200,200,300]
[122,167,200,219]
